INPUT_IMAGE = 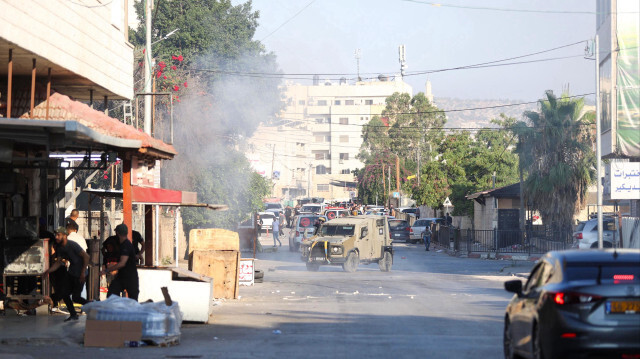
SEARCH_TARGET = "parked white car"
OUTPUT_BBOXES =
[573,217,618,248]
[258,211,276,231]
[409,218,443,244]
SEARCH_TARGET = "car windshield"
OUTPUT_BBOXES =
[261,214,275,220]
[320,225,355,236]
[575,222,586,231]
[302,205,321,213]
[266,203,281,209]
[298,216,319,228]
[389,220,408,229]
[565,263,640,282]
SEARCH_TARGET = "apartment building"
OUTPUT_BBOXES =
[248,76,413,203]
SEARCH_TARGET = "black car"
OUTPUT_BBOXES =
[388,219,411,243]
[503,249,640,359]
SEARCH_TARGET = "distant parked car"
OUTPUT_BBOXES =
[573,217,618,249]
[300,203,325,214]
[289,214,325,251]
[409,218,443,244]
[258,212,276,231]
[388,219,411,243]
[324,209,350,220]
[503,249,640,359]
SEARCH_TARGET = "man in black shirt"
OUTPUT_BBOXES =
[44,227,90,321]
[101,224,139,301]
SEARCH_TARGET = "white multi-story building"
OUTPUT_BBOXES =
[248,77,413,204]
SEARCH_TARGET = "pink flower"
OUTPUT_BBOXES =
[183,81,188,88]
[177,55,183,62]
[172,55,178,60]
[171,65,177,70]
[173,85,180,91]
[163,76,167,80]
[157,61,166,69]
[156,71,162,78]
[103,175,108,179]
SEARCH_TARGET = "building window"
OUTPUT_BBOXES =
[317,100,328,106]
[340,135,349,143]
[314,133,331,142]
[317,184,330,192]
[339,153,349,161]
[334,100,341,105]
[341,169,351,174]
[345,100,354,105]
[316,165,327,175]
[339,117,349,125]
[314,151,330,160]
[365,99,373,105]
[298,100,305,105]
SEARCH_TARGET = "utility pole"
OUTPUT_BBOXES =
[354,49,361,82]
[382,164,385,203]
[595,35,603,249]
[270,144,276,179]
[143,0,153,135]
[417,148,421,186]
[396,155,400,192]
[307,163,312,198]
[388,165,391,207]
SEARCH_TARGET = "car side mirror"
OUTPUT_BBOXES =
[504,279,523,297]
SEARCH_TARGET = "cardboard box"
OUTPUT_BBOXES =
[84,320,142,348]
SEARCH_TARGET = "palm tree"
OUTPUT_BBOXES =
[510,91,596,232]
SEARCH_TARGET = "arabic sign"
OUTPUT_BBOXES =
[239,258,255,286]
[606,162,640,200]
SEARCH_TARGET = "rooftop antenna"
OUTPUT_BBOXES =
[354,48,361,82]
[398,45,407,78]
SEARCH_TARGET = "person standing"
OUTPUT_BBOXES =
[423,224,432,251]
[132,230,145,264]
[446,213,453,227]
[43,227,90,321]
[100,224,139,301]
[272,213,282,247]
[66,220,87,252]
[285,206,293,228]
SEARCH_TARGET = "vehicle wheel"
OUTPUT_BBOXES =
[532,323,544,359]
[254,270,264,283]
[603,241,613,248]
[342,251,359,272]
[306,262,319,271]
[503,318,514,359]
[378,251,392,272]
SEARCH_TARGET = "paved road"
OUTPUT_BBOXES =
[0,228,534,359]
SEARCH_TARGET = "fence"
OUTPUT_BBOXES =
[433,224,575,255]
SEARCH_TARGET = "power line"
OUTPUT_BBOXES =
[271,92,594,118]
[260,0,317,41]
[401,0,599,15]
[187,39,588,80]
[66,0,114,8]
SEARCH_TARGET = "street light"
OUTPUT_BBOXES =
[152,28,179,46]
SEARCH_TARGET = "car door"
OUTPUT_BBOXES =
[510,263,544,353]
[516,262,552,353]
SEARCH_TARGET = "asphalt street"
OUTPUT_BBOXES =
[0,228,534,359]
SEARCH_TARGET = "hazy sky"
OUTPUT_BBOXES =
[238,0,596,101]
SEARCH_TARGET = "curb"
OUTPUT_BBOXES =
[435,244,540,262]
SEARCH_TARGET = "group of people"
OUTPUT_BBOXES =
[40,209,141,321]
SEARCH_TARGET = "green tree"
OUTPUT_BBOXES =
[506,91,596,231]
[131,0,284,229]
[182,150,271,231]
[360,92,445,162]
[410,123,519,216]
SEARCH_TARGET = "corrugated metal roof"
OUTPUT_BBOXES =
[21,93,176,157]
